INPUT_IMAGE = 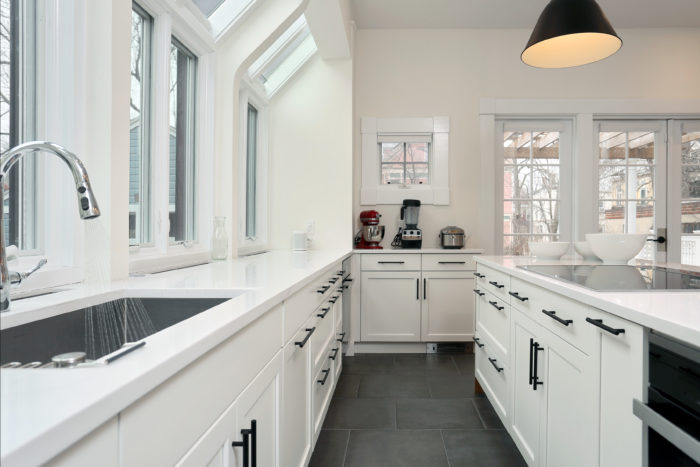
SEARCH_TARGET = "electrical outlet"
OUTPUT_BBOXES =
[305,220,315,238]
[426,343,438,353]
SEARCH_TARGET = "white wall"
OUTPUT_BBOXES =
[267,55,353,250]
[353,28,700,249]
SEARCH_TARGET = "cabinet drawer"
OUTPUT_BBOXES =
[474,265,510,302]
[422,254,477,271]
[311,299,335,372]
[361,254,420,271]
[285,264,342,343]
[474,333,508,422]
[475,291,510,361]
[509,277,595,355]
[312,351,334,440]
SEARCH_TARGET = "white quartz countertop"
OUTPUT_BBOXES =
[0,249,351,466]
[475,256,700,347]
[354,248,483,254]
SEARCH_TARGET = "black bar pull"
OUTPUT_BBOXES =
[529,338,534,386]
[250,420,257,467]
[318,368,331,385]
[488,357,504,373]
[343,277,353,283]
[508,291,528,302]
[474,337,484,348]
[329,296,339,304]
[416,278,420,299]
[317,307,330,318]
[474,272,486,278]
[337,270,345,275]
[337,332,346,342]
[330,347,339,360]
[489,300,504,311]
[329,277,338,284]
[232,424,252,466]
[533,342,544,390]
[378,261,405,264]
[586,317,625,335]
[423,278,427,300]
[473,289,485,296]
[489,280,504,289]
[438,261,466,264]
[317,285,330,294]
[542,309,573,326]
[295,327,315,348]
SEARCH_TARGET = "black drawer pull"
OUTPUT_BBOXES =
[378,261,405,264]
[329,296,339,304]
[295,327,315,348]
[337,332,346,342]
[473,289,485,296]
[489,280,504,289]
[542,309,573,326]
[474,272,485,278]
[317,307,330,318]
[329,277,338,284]
[343,277,353,283]
[231,419,256,467]
[586,318,625,335]
[488,357,504,373]
[509,291,528,302]
[337,270,345,275]
[318,368,331,385]
[489,300,504,311]
[474,337,484,348]
[329,347,339,360]
[438,261,466,264]
[317,285,330,294]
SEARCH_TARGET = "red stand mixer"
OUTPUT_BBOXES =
[355,210,385,249]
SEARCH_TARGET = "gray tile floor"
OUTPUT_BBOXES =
[309,353,526,467]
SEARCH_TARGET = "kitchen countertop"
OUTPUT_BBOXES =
[354,248,484,254]
[475,256,700,347]
[0,249,351,466]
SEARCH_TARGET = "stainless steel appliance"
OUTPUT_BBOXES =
[396,199,422,249]
[633,332,700,466]
[439,226,465,249]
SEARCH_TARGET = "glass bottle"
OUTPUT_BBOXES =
[211,217,228,260]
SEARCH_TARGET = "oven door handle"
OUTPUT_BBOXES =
[633,399,700,464]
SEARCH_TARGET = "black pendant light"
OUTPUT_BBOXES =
[522,0,622,68]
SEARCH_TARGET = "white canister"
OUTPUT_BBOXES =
[292,231,308,251]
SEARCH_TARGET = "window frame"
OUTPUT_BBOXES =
[378,137,432,186]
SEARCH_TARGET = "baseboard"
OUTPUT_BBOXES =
[352,342,429,354]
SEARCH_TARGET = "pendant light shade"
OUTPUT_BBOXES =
[522,0,622,68]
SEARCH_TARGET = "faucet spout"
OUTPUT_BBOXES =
[0,141,101,311]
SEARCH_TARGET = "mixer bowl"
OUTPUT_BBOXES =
[362,225,385,243]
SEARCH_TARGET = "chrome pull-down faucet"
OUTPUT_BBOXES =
[0,141,101,311]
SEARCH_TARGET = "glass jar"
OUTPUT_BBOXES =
[211,217,228,260]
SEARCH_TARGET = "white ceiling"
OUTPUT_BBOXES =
[351,0,700,29]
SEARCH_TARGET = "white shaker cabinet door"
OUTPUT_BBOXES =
[421,272,475,341]
[361,272,422,341]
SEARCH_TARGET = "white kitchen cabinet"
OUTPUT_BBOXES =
[45,418,119,467]
[361,271,422,341]
[421,271,475,341]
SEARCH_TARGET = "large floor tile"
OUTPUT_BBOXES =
[344,430,448,467]
[358,374,430,398]
[427,374,477,398]
[343,356,395,374]
[472,397,505,429]
[442,430,527,466]
[393,355,459,375]
[333,373,361,399]
[397,398,483,429]
[323,398,396,429]
[308,430,349,467]
[452,353,476,376]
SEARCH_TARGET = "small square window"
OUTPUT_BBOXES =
[379,142,430,185]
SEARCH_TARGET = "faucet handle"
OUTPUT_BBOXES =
[9,257,47,285]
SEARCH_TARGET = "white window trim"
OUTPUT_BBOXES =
[237,84,269,256]
[128,1,216,274]
[361,116,449,205]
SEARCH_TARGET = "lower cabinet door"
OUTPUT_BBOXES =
[312,356,334,442]
[361,272,421,341]
[421,272,475,341]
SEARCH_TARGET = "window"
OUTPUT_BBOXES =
[1,0,36,250]
[129,4,153,246]
[502,128,568,255]
[679,125,700,265]
[169,38,197,243]
[245,103,257,239]
[379,135,430,185]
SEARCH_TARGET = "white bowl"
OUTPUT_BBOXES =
[574,241,600,261]
[585,233,648,265]
[528,241,569,259]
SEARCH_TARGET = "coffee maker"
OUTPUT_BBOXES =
[395,199,422,249]
[355,210,385,249]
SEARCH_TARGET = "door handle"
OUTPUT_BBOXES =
[378,261,405,264]
[423,278,427,300]
[438,261,466,264]
[532,341,544,390]
[416,278,419,300]
[231,419,256,467]
[295,327,315,348]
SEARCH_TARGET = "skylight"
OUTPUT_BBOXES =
[247,15,318,97]
[194,0,256,37]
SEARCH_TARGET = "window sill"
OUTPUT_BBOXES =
[361,184,449,205]
[129,247,211,275]
[9,259,82,299]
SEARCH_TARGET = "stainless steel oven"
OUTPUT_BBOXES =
[634,332,700,466]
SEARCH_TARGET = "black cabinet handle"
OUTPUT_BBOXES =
[542,309,573,326]
[343,277,353,283]
[232,419,256,467]
[529,338,534,386]
[337,270,345,275]
[473,289,485,296]
[423,278,427,300]
[474,337,484,348]
[378,261,405,264]
[329,277,338,284]
[488,357,504,373]
[489,300,504,311]
[337,332,346,342]
[329,296,339,304]
[586,317,625,335]
[474,272,485,278]
[509,291,528,302]
[533,342,544,390]
[317,285,330,294]
[295,327,315,348]
[330,347,339,360]
[489,280,504,289]
[317,307,330,318]
[438,261,466,264]
[318,368,331,385]
[416,278,420,299]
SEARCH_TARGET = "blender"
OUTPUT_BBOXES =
[399,199,422,249]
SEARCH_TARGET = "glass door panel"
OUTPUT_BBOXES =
[669,121,700,266]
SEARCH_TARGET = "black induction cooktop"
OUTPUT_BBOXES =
[517,264,700,291]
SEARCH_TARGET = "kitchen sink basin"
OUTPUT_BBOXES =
[0,297,231,367]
